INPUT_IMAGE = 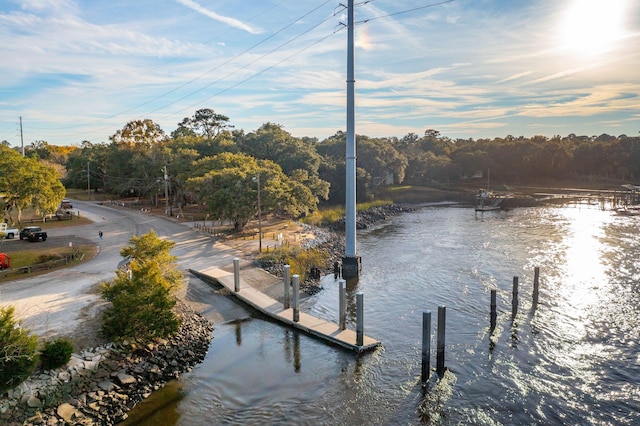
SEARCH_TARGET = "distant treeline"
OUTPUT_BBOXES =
[10,110,640,210]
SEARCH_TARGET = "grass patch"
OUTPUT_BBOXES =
[301,199,393,227]
[0,245,96,283]
[259,246,329,282]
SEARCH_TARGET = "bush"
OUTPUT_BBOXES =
[40,338,74,370]
[0,307,39,392]
[101,230,182,342]
[259,246,329,282]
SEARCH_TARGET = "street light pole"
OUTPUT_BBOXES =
[163,165,169,216]
[256,174,262,253]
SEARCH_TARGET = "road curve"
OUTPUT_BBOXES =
[0,200,249,339]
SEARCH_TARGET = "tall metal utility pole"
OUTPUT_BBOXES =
[342,0,361,280]
[20,116,24,157]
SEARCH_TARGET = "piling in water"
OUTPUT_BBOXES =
[339,279,346,330]
[292,274,300,322]
[283,265,291,309]
[233,258,240,292]
[490,289,497,331]
[437,306,446,378]
[422,311,432,384]
[511,276,519,319]
[356,293,364,346]
[532,267,540,307]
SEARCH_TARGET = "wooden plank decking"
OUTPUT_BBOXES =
[190,266,380,353]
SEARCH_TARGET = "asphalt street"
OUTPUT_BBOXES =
[0,200,251,339]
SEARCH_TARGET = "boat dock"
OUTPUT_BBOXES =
[189,266,381,353]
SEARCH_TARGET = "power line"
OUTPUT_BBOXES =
[356,0,455,24]
[153,12,340,119]
[39,0,335,142]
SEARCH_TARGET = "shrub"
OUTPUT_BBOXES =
[0,306,39,392]
[101,230,182,342]
[40,338,74,370]
[286,248,329,282]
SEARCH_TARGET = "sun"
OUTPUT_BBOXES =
[559,0,628,55]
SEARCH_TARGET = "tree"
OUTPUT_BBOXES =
[176,108,233,140]
[0,145,65,223]
[110,119,167,146]
[187,153,317,231]
[237,123,323,176]
[0,306,39,392]
[101,230,182,341]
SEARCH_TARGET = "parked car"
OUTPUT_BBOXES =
[0,223,19,239]
[19,226,48,242]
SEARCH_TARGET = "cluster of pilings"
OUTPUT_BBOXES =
[421,267,541,384]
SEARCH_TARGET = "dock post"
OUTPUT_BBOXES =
[283,265,291,309]
[422,311,432,384]
[532,267,540,307]
[292,274,300,322]
[490,289,497,331]
[511,276,519,319]
[436,306,446,378]
[356,293,364,346]
[339,279,346,330]
[233,258,240,292]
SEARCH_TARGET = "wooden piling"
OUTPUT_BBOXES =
[339,279,346,330]
[233,258,240,292]
[436,306,446,378]
[490,289,497,331]
[356,293,364,346]
[532,267,540,307]
[292,274,300,322]
[283,265,291,309]
[511,276,519,319]
[422,311,432,384]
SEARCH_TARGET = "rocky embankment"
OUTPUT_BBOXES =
[261,204,413,293]
[326,204,414,232]
[0,302,212,425]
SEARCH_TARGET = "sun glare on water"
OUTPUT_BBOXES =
[559,0,628,55]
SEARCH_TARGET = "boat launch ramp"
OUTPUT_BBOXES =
[189,265,380,353]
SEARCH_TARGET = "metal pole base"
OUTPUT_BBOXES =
[341,256,361,280]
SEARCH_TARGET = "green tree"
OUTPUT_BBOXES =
[187,153,317,231]
[101,230,182,341]
[237,123,323,176]
[0,145,65,223]
[0,306,39,392]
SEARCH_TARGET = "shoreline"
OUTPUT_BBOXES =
[1,300,212,425]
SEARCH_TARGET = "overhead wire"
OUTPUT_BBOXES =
[356,0,455,24]
[153,12,341,119]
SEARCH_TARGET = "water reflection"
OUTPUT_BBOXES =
[124,205,640,425]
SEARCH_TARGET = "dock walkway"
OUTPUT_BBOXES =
[190,266,380,353]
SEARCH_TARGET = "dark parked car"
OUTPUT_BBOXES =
[19,226,48,242]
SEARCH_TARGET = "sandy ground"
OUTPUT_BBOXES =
[0,201,317,350]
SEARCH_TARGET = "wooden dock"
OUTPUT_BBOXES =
[189,266,380,353]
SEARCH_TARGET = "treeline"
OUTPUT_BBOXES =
[8,109,640,226]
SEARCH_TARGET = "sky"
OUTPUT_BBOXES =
[1,0,639,147]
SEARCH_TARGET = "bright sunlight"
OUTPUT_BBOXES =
[559,0,628,55]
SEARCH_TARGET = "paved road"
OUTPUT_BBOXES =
[0,200,253,339]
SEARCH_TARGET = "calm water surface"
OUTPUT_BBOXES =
[124,205,640,425]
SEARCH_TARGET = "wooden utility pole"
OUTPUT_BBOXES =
[20,116,24,156]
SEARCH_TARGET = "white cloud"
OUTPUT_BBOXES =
[175,0,262,35]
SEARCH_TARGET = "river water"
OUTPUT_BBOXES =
[123,204,640,425]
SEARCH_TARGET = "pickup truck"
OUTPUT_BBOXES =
[0,223,19,239]
[19,226,48,242]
